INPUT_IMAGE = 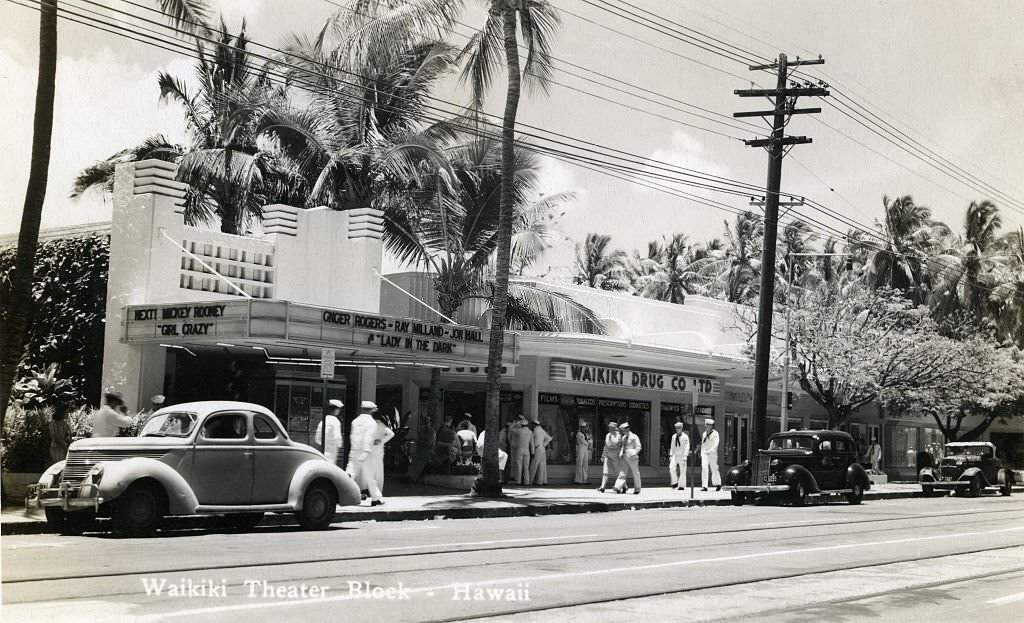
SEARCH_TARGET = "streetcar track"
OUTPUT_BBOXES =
[6,505,1024,585]
[433,544,1024,623]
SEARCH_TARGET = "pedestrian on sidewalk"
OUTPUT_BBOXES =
[348,401,384,506]
[91,392,133,437]
[509,414,532,485]
[598,421,623,492]
[668,421,690,490]
[459,413,477,435]
[529,421,553,485]
[476,429,508,475]
[315,399,344,465]
[867,437,882,473]
[700,418,721,491]
[574,421,593,484]
[616,421,643,494]
[456,420,477,465]
[49,406,72,463]
[370,408,395,505]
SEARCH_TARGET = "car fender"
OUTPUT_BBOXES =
[959,466,988,486]
[724,463,750,486]
[287,460,361,509]
[918,466,937,482]
[37,460,67,486]
[783,464,820,492]
[96,457,198,515]
[846,462,871,489]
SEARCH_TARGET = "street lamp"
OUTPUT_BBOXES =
[782,252,852,431]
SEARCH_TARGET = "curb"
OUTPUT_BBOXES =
[0,489,931,536]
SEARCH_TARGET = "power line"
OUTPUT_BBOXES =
[7,0,1001,296]
[668,0,1024,218]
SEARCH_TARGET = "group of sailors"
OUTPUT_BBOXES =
[316,399,393,506]
[593,417,722,494]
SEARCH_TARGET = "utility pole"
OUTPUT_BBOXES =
[735,53,828,455]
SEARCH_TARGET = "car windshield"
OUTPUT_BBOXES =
[768,436,814,450]
[140,412,197,437]
[944,445,992,458]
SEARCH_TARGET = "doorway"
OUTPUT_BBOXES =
[724,412,750,465]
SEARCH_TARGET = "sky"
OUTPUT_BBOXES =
[2,0,1023,278]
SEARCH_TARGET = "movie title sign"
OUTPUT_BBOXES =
[549,361,720,396]
[124,300,515,367]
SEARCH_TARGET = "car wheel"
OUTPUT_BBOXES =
[790,480,809,507]
[921,485,939,497]
[847,482,864,505]
[966,475,982,498]
[731,492,746,506]
[112,482,166,537]
[1001,477,1013,497]
[296,481,337,530]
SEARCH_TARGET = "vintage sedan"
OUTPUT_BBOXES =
[724,430,871,506]
[27,401,361,536]
[918,441,1015,497]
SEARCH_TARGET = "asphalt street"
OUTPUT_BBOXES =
[3,495,1024,622]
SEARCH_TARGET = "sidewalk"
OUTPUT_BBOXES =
[1,481,936,535]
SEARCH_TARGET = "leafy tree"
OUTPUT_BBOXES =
[1,234,109,410]
[903,338,1024,442]
[738,283,994,428]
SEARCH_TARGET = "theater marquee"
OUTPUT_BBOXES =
[123,300,516,365]
[549,360,720,396]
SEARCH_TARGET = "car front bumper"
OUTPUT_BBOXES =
[922,480,975,490]
[726,484,791,494]
[26,482,103,511]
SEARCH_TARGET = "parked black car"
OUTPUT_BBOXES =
[918,441,1014,497]
[724,430,871,506]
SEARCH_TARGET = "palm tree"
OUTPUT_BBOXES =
[929,200,1002,324]
[573,233,629,291]
[1,0,210,428]
[865,195,948,304]
[458,0,561,495]
[633,233,707,304]
[990,227,1024,346]
[261,20,458,215]
[702,211,763,304]
[73,18,297,234]
[385,138,601,479]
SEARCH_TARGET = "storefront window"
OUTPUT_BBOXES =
[922,428,945,465]
[808,419,829,430]
[539,394,651,465]
[888,424,918,468]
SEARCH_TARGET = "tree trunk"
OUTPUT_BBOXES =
[0,0,57,429]
[473,7,520,498]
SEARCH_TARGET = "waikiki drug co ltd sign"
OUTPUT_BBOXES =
[549,361,720,396]
[123,300,516,366]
